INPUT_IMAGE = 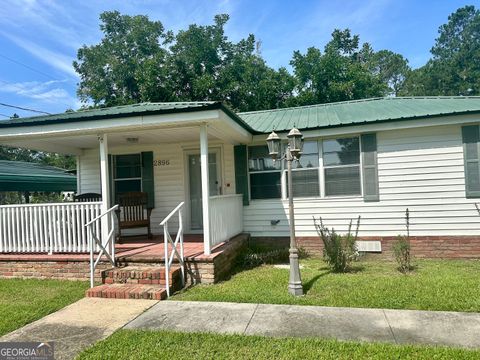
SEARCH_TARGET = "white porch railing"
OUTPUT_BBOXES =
[160,202,185,297]
[85,204,119,288]
[209,194,243,249]
[0,202,102,254]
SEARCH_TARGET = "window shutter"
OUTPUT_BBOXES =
[141,151,155,208]
[462,125,480,198]
[361,133,379,202]
[234,145,249,205]
[108,154,115,206]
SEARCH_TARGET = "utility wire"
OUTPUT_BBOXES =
[0,113,11,118]
[0,102,51,115]
[0,53,58,81]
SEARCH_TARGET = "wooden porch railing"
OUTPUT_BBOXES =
[0,202,102,254]
[209,194,243,249]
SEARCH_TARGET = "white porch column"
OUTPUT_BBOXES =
[200,124,211,255]
[98,134,110,245]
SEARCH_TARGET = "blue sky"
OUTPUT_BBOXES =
[0,0,476,118]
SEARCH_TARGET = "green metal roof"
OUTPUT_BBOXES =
[0,160,77,192]
[1,97,480,136]
[0,101,255,133]
[238,97,480,133]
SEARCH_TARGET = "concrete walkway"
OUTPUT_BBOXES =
[126,301,480,349]
[0,298,156,360]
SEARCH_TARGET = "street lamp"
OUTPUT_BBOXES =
[266,127,304,296]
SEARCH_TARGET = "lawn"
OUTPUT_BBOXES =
[174,258,480,312]
[0,278,89,336]
[78,329,480,359]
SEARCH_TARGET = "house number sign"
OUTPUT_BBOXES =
[153,160,170,166]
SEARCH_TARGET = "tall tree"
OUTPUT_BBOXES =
[290,29,399,105]
[402,5,480,96]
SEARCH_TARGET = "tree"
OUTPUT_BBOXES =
[402,6,480,96]
[74,12,295,111]
[290,29,396,105]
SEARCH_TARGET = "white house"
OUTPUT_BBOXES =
[1,97,480,264]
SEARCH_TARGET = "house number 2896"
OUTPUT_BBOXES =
[154,160,170,166]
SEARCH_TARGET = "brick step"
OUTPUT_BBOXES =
[102,265,181,286]
[86,283,167,300]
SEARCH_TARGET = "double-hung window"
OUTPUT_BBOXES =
[287,140,320,197]
[114,154,142,201]
[248,146,281,199]
[322,137,361,196]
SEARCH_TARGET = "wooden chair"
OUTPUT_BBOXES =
[73,193,102,202]
[115,191,153,240]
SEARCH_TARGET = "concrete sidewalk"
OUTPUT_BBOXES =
[0,298,156,360]
[125,301,480,349]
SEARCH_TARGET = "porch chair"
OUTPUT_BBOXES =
[73,193,102,202]
[115,191,153,240]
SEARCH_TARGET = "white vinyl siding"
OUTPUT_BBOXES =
[243,124,480,237]
[77,141,236,235]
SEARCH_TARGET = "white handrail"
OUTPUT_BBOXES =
[160,202,184,226]
[160,202,185,297]
[86,204,119,288]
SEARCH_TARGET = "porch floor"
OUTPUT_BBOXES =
[0,234,228,263]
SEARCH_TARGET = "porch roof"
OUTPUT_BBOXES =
[0,160,76,192]
[0,101,257,134]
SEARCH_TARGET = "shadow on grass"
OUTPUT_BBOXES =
[302,271,331,294]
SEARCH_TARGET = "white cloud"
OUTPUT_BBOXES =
[0,32,78,78]
[0,79,75,105]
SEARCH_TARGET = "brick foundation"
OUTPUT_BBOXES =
[251,236,480,259]
[0,260,111,281]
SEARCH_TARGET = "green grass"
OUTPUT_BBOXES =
[0,278,89,336]
[77,330,480,359]
[174,258,480,312]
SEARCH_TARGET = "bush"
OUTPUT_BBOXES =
[393,208,413,273]
[313,216,360,272]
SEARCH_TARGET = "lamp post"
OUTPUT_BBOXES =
[266,128,304,296]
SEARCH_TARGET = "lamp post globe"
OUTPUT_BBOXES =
[266,131,281,160]
[287,127,304,159]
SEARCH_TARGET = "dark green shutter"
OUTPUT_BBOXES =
[234,145,249,205]
[108,154,115,206]
[361,133,379,202]
[462,125,480,198]
[141,151,155,208]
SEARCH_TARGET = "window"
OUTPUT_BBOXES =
[114,154,142,200]
[248,146,281,199]
[323,137,361,196]
[286,141,320,197]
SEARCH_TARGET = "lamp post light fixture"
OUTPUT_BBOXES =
[266,127,304,296]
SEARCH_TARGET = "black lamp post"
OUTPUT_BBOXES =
[267,127,304,296]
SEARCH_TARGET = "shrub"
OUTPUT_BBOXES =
[393,208,412,273]
[313,216,360,272]
[237,245,309,269]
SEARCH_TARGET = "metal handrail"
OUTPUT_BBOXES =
[160,202,185,297]
[86,204,119,288]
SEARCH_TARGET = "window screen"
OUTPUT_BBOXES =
[323,137,361,196]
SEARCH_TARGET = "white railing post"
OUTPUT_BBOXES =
[160,202,185,297]
[200,124,211,255]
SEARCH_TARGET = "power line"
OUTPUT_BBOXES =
[0,53,58,81]
[0,102,51,115]
[0,113,11,118]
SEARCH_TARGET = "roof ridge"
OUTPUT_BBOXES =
[238,96,480,115]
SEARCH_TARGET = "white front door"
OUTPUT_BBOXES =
[188,151,221,230]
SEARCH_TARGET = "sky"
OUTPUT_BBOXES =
[0,0,477,118]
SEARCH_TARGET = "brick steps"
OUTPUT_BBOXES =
[86,283,167,300]
[86,265,182,300]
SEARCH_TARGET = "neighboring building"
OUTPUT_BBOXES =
[1,97,480,258]
[0,160,76,203]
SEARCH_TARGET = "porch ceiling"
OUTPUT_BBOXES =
[0,109,252,154]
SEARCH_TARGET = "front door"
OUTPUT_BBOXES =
[188,152,221,230]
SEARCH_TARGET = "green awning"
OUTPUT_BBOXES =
[0,160,76,192]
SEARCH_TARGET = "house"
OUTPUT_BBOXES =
[0,160,77,203]
[0,97,480,293]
